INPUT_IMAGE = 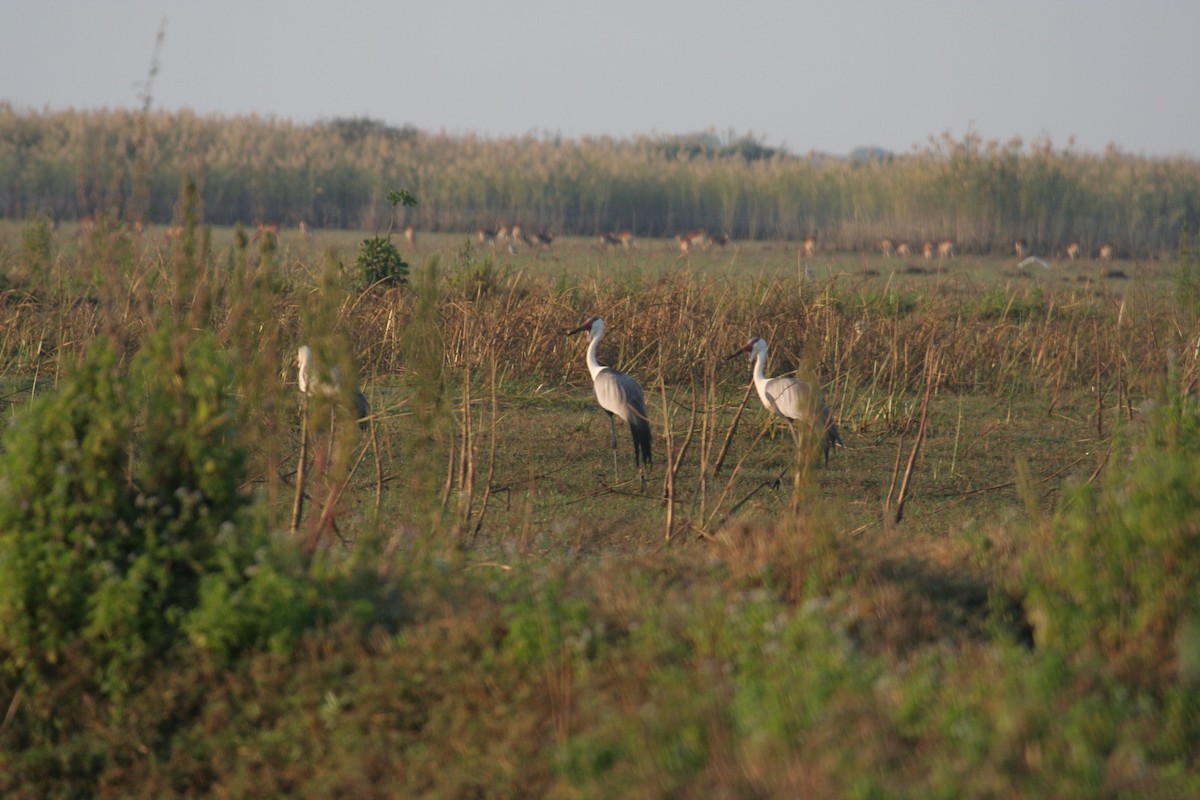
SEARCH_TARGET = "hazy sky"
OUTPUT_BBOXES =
[4,0,1198,158]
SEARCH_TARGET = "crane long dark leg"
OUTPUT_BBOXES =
[607,412,618,476]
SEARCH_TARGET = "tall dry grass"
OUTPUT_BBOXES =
[3,106,1197,256]
[4,210,1197,546]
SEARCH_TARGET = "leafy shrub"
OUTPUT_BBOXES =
[0,326,263,698]
[0,342,131,684]
[183,524,328,663]
[356,235,408,288]
[449,239,505,299]
[1024,373,1200,696]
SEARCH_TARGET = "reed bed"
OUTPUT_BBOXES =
[3,105,1198,256]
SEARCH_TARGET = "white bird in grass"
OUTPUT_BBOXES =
[297,345,370,429]
[728,337,843,465]
[567,317,652,486]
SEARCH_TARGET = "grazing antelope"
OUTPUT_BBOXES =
[477,226,501,246]
[1014,238,1028,259]
[1065,242,1080,260]
[403,225,416,247]
[616,230,637,249]
[684,229,708,251]
[599,232,623,248]
[676,229,707,254]
[251,223,280,245]
[297,220,312,241]
[707,232,728,249]
[895,241,911,257]
[529,230,554,248]
[937,239,955,258]
[879,239,895,257]
[1098,243,1114,261]
[923,241,935,260]
[801,236,818,258]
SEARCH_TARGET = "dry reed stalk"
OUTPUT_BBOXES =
[471,355,501,541]
[289,396,310,533]
[440,422,456,512]
[370,393,383,511]
[459,364,476,527]
[705,420,771,531]
[712,381,754,476]
[517,464,537,556]
[669,378,699,481]
[891,349,936,524]
[658,369,675,540]
[1093,319,1103,437]
[697,358,714,521]
[1,685,23,739]
[304,430,374,551]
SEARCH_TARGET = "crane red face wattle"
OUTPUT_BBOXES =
[567,317,600,337]
[726,337,759,361]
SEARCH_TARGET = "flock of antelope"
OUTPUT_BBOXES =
[206,220,1121,264]
[599,230,638,249]
[670,229,737,254]
[875,237,1117,262]
[476,224,555,252]
[878,238,956,260]
[1024,239,1114,261]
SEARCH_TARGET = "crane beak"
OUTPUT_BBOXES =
[566,322,591,336]
[725,343,751,360]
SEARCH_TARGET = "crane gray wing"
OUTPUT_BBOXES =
[594,368,645,422]
[594,368,651,467]
[764,375,806,420]
[767,375,843,461]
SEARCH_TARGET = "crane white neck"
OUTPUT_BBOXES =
[750,341,772,403]
[586,330,606,381]
[752,342,769,382]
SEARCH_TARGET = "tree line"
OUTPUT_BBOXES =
[1,103,1197,257]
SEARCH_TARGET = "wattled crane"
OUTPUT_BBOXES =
[567,317,651,487]
[291,344,373,538]
[728,337,843,465]
[297,345,370,429]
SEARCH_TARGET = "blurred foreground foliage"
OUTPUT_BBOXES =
[0,319,1198,798]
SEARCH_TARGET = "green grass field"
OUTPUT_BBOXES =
[1,219,1197,798]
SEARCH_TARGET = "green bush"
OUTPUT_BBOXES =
[0,327,263,698]
[1025,373,1200,696]
[0,342,131,684]
[183,525,327,663]
[356,235,408,288]
[449,239,504,299]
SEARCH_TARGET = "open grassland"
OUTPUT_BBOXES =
[1,217,1199,798]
